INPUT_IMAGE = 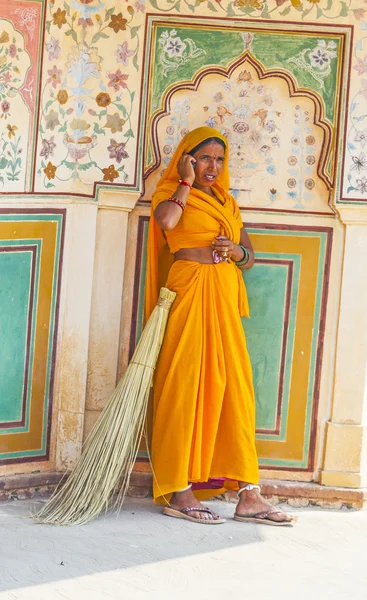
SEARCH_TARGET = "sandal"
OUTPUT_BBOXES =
[234,509,297,527]
[163,505,226,524]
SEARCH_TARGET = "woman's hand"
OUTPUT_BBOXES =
[212,236,244,261]
[177,154,196,185]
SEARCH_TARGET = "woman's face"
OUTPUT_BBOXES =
[191,141,225,191]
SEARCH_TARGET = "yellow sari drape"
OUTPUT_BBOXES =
[145,127,259,503]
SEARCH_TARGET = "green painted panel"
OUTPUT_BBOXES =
[251,34,340,123]
[242,262,288,431]
[152,27,243,112]
[152,27,340,124]
[0,251,32,422]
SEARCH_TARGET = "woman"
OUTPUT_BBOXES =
[145,127,294,526]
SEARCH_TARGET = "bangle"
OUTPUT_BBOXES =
[167,196,185,211]
[235,245,250,267]
[179,179,192,188]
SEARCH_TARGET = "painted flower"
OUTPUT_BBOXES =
[108,13,128,33]
[310,48,331,69]
[104,113,125,134]
[115,42,134,67]
[242,32,254,49]
[1,100,10,113]
[291,135,300,145]
[214,92,224,103]
[57,89,68,104]
[47,65,63,89]
[271,136,279,145]
[265,120,277,133]
[353,9,366,21]
[181,128,189,137]
[45,109,60,131]
[233,105,248,119]
[264,95,273,106]
[9,44,17,58]
[276,0,301,5]
[0,31,10,44]
[134,0,145,11]
[78,17,94,29]
[306,155,316,165]
[44,161,57,180]
[288,156,297,165]
[355,130,367,148]
[237,70,253,84]
[356,177,367,194]
[40,136,56,159]
[102,164,119,182]
[3,71,12,84]
[96,92,111,107]
[249,130,261,143]
[351,153,367,173]
[68,52,99,92]
[234,0,263,7]
[306,135,315,146]
[163,144,172,154]
[206,117,218,128]
[166,126,174,135]
[353,55,367,76]
[107,69,128,92]
[70,118,90,132]
[305,178,315,190]
[164,36,185,58]
[7,124,17,138]
[287,178,297,188]
[233,121,249,134]
[107,139,129,163]
[52,8,67,29]
[46,37,61,60]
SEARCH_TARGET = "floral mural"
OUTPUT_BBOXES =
[36,0,142,191]
[0,18,32,190]
[147,57,327,211]
[0,0,363,202]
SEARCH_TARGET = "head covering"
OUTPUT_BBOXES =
[145,127,247,320]
[153,127,230,203]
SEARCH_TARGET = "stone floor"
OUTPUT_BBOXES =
[1,497,366,600]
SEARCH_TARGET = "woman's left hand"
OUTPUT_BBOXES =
[212,235,243,260]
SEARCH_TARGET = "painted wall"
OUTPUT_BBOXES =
[1,0,367,489]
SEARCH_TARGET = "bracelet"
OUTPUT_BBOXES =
[167,196,185,211]
[235,245,250,267]
[179,179,192,188]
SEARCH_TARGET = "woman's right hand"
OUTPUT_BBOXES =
[177,154,196,185]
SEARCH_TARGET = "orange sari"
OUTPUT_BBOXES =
[145,127,259,503]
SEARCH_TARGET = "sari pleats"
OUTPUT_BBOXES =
[152,260,259,504]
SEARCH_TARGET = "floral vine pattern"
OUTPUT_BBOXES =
[286,106,317,209]
[1,0,360,200]
[286,39,337,91]
[345,27,367,198]
[151,54,326,211]
[38,0,142,189]
[158,29,206,77]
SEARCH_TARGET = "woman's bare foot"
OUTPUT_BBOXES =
[169,488,221,522]
[236,488,294,524]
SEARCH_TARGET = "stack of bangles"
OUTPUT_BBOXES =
[235,245,250,268]
[167,180,192,212]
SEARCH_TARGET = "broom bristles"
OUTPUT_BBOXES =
[33,287,176,526]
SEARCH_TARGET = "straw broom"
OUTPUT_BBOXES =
[33,287,176,526]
